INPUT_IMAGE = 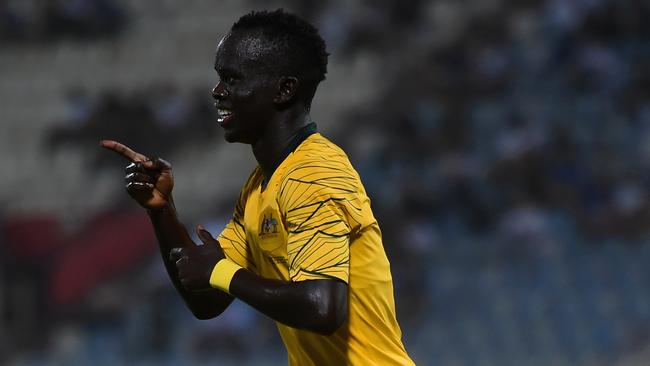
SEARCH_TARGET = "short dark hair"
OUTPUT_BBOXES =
[231,9,329,86]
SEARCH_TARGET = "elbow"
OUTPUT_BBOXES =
[309,294,348,335]
[191,309,221,320]
[312,312,347,335]
[183,291,234,320]
[187,301,228,320]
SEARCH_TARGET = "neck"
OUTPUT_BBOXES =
[252,109,311,181]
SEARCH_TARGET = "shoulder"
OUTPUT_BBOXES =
[284,134,356,180]
[295,133,349,162]
[277,134,360,200]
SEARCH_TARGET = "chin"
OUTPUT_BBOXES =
[222,125,259,145]
[223,132,238,143]
[223,129,248,144]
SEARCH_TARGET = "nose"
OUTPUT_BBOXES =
[212,82,228,101]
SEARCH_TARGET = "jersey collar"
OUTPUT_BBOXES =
[262,122,317,190]
[278,122,317,162]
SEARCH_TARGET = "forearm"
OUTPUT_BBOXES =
[147,197,194,252]
[148,198,234,319]
[150,203,348,329]
[228,269,348,335]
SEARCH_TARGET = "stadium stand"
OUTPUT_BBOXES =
[2,0,650,365]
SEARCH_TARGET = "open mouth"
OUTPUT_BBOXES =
[217,108,234,126]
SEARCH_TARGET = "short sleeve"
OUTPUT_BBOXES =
[218,169,262,271]
[218,215,254,270]
[279,161,357,283]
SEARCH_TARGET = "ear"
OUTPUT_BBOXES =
[274,76,299,105]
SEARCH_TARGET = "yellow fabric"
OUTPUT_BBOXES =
[209,258,242,294]
[218,133,414,366]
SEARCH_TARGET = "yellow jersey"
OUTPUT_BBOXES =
[218,125,414,366]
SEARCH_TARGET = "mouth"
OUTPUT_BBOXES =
[216,107,234,126]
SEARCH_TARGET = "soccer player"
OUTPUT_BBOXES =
[101,9,414,365]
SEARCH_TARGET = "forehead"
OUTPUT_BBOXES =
[214,31,274,70]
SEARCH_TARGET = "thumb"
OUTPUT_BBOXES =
[169,247,185,262]
[143,157,172,171]
[196,224,217,245]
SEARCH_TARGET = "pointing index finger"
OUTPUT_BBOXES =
[99,140,148,163]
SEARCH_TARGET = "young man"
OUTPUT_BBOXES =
[102,9,414,365]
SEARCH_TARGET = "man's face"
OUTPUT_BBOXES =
[212,31,279,144]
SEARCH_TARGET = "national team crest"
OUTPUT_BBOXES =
[257,208,286,255]
[259,212,279,237]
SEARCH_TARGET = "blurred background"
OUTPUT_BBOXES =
[1,0,650,365]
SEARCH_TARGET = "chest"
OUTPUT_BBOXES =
[243,187,289,279]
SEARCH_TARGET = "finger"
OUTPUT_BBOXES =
[124,157,170,172]
[176,257,189,272]
[125,162,143,174]
[196,224,217,245]
[125,172,154,185]
[180,278,192,290]
[144,157,172,171]
[176,257,190,279]
[125,162,154,175]
[169,247,185,262]
[99,140,148,163]
[126,181,154,192]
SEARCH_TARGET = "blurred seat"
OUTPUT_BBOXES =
[50,209,156,307]
[4,215,64,260]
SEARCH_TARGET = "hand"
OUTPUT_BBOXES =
[100,140,174,210]
[170,225,226,291]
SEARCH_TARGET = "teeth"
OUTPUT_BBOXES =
[217,108,233,118]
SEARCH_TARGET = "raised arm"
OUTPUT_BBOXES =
[100,140,234,319]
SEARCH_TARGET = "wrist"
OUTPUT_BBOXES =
[146,205,167,215]
[209,258,242,294]
[146,198,175,216]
